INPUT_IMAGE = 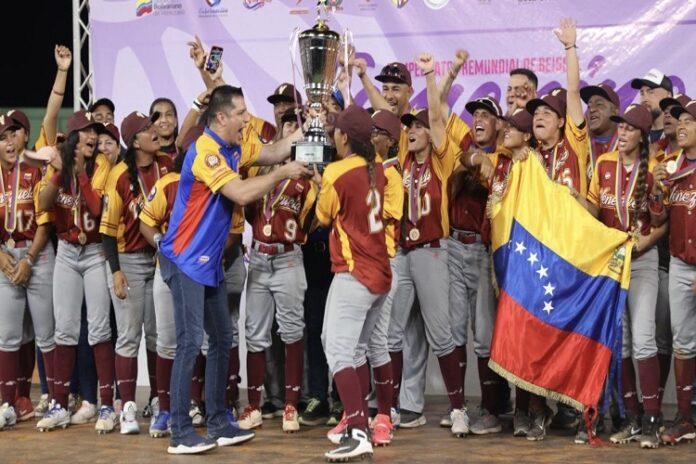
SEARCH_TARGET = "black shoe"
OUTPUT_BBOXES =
[368,407,378,420]
[609,414,641,444]
[326,401,344,426]
[399,409,426,428]
[298,398,329,426]
[526,406,553,441]
[261,402,278,420]
[574,414,603,444]
[551,403,580,430]
[639,414,660,449]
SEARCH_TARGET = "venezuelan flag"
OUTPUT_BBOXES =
[488,152,632,410]
[136,0,153,17]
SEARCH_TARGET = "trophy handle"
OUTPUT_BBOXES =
[288,27,304,128]
[341,28,354,106]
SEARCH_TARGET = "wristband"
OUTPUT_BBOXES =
[424,70,434,76]
[52,88,65,96]
[564,44,577,50]
[192,98,204,111]
[23,254,35,266]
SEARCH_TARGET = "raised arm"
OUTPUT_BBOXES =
[354,58,391,112]
[438,49,469,121]
[416,53,446,150]
[176,88,211,151]
[43,45,72,146]
[554,18,584,126]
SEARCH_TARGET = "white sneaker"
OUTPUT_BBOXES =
[71,400,97,424]
[34,394,50,418]
[440,410,453,427]
[189,400,205,427]
[238,406,263,430]
[95,405,117,434]
[324,427,373,462]
[119,401,140,434]
[36,403,71,431]
[0,402,17,430]
[450,408,470,437]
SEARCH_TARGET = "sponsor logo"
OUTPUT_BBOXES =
[136,0,153,17]
[206,154,222,168]
[359,0,376,12]
[205,0,222,6]
[200,0,228,16]
[243,0,270,10]
[136,0,184,18]
[424,0,450,9]
[198,255,210,264]
[392,0,409,7]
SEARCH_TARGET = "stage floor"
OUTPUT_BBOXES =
[5,390,694,464]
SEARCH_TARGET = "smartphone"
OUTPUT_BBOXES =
[205,46,223,73]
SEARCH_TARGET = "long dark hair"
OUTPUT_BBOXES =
[123,145,140,196]
[632,133,650,230]
[149,97,179,142]
[348,136,378,207]
[59,130,97,190]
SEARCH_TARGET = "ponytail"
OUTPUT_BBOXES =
[632,133,650,231]
[123,146,140,196]
[348,136,377,206]
[59,130,97,190]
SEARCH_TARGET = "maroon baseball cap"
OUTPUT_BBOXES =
[0,114,16,135]
[526,92,565,118]
[280,108,306,125]
[372,109,402,141]
[505,108,534,134]
[670,99,696,120]
[465,96,504,118]
[611,104,653,134]
[66,110,105,135]
[659,93,691,112]
[121,111,160,146]
[89,97,116,114]
[102,122,120,143]
[400,108,429,129]
[334,105,373,145]
[6,109,30,133]
[631,68,673,93]
[375,62,412,87]
[580,83,620,108]
[267,83,302,106]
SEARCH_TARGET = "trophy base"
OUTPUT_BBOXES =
[292,141,335,173]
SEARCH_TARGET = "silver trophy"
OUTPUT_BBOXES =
[291,1,344,171]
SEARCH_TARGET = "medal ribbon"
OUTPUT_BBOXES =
[546,144,559,179]
[666,150,696,183]
[262,179,291,222]
[408,155,430,225]
[137,159,161,198]
[615,158,640,230]
[589,132,619,175]
[1,163,20,235]
[70,175,83,232]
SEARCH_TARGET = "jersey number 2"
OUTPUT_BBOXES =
[366,189,383,234]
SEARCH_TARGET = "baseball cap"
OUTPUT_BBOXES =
[280,108,306,126]
[670,99,696,120]
[372,109,402,141]
[6,109,30,133]
[66,110,105,135]
[375,62,412,87]
[505,108,534,134]
[659,93,691,111]
[0,114,16,135]
[465,97,504,118]
[334,105,373,145]
[631,69,673,93]
[610,104,653,134]
[89,97,116,114]
[121,111,160,146]
[580,83,620,108]
[267,83,303,106]
[400,108,430,129]
[331,88,345,111]
[526,92,565,118]
[102,123,120,143]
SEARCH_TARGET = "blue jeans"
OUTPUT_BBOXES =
[160,254,233,441]
[70,302,98,404]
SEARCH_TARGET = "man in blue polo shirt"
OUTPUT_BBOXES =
[159,85,309,455]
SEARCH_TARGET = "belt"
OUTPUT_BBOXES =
[252,240,294,256]
[451,229,482,245]
[408,239,441,250]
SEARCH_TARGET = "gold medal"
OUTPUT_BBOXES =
[78,231,87,246]
[409,228,420,241]
[666,160,678,175]
[6,237,15,249]
[263,224,272,237]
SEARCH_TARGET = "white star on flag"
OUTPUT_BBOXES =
[543,282,555,296]
[527,252,538,265]
[543,301,554,314]
[515,241,526,254]
[536,265,548,279]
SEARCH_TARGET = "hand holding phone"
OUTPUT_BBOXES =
[205,46,223,73]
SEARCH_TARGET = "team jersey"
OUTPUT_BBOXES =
[244,114,276,145]
[0,161,50,243]
[43,153,111,244]
[538,112,589,197]
[398,132,461,248]
[659,151,696,265]
[397,112,473,162]
[651,137,680,163]
[100,153,172,252]
[139,172,180,234]
[160,127,262,286]
[316,155,391,295]
[231,205,246,235]
[588,151,656,236]
[33,125,54,151]
[379,155,404,258]
[245,166,317,246]
[587,130,619,183]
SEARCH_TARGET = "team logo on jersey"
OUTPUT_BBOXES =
[147,186,157,202]
[206,154,222,168]
[604,171,611,180]
[670,187,696,209]
[198,255,210,264]
[23,173,33,181]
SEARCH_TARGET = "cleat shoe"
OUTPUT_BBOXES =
[36,403,70,432]
[470,407,503,435]
[526,406,553,441]
[189,400,205,427]
[328,412,348,445]
[119,400,140,435]
[95,405,117,434]
[450,408,470,437]
[0,402,17,430]
[34,393,50,418]
[325,427,373,462]
[513,409,531,437]
[574,414,599,445]
[14,396,34,422]
[399,409,426,428]
[226,408,238,424]
[149,410,171,438]
[68,394,78,413]
[282,404,300,433]
[238,406,262,430]
[143,396,159,419]
[639,414,660,449]
[609,414,641,444]
[327,401,343,426]
[390,407,400,428]
[551,402,580,430]
[167,434,217,455]
[299,398,329,426]
[70,400,97,425]
[261,401,278,420]
[371,413,393,446]
[211,422,255,446]
[439,408,452,427]
[660,415,695,445]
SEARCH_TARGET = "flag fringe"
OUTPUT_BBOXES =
[488,359,584,412]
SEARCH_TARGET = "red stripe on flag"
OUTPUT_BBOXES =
[491,290,611,407]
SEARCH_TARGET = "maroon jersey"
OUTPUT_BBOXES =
[538,117,589,197]
[448,167,487,234]
[0,161,47,243]
[665,154,696,264]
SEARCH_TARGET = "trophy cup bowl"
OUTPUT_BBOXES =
[291,22,341,171]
